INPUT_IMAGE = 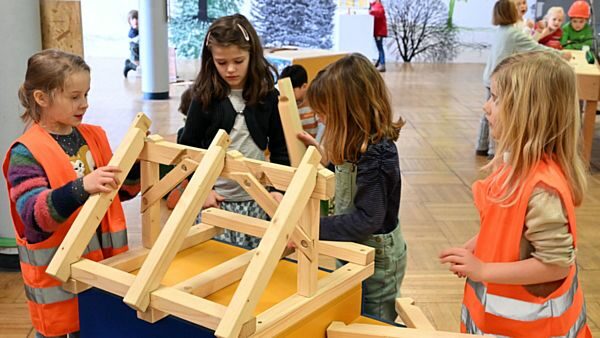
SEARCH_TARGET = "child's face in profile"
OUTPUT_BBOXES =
[293,83,308,105]
[570,17,587,31]
[484,79,501,140]
[547,12,564,30]
[129,17,138,29]
[515,0,528,17]
[211,44,250,90]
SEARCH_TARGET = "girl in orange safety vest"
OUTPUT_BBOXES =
[440,51,591,337]
[2,49,140,338]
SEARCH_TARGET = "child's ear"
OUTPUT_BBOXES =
[33,90,50,108]
[301,83,309,90]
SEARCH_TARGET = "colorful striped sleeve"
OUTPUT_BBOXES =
[7,143,87,243]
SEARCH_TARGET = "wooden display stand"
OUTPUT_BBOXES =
[45,113,474,337]
[569,50,600,164]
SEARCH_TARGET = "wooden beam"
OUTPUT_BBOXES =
[326,322,476,338]
[138,140,335,200]
[253,262,374,337]
[46,113,151,282]
[70,259,229,331]
[123,130,230,311]
[277,77,306,167]
[141,160,161,248]
[297,198,319,297]
[141,157,198,212]
[395,298,436,330]
[201,208,374,266]
[215,147,321,338]
[40,0,84,56]
[174,250,255,297]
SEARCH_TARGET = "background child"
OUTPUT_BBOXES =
[179,14,289,249]
[3,49,140,338]
[477,0,569,158]
[561,0,594,50]
[441,51,591,337]
[534,7,565,49]
[369,0,387,72]
[279,64,320,139]
[297,54,406,322]
[124,9,139,78]
[512,0,535,35]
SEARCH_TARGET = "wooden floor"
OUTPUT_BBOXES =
[1,58,599,337]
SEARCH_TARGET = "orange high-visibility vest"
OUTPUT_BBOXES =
[2,124,128,337]
[463,159,591,337]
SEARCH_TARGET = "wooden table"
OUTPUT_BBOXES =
[266,48,347,84]
[570,50,600,164]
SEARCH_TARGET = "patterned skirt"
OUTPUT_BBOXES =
[215,200,268,249]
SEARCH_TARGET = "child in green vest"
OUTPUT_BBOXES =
[561,1,594,50]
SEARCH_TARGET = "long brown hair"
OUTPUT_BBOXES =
[307,53,404,164]
[493,0,519,26]
[192,14,277,110]
[18,49,90,124]
[487,51,587,206]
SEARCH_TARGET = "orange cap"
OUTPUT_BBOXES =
[568,1,591,19]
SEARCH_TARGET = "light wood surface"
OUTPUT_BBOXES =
[39,0,84,56]
[1,59,598,337]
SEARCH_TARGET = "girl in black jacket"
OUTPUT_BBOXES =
[179,14,289,249]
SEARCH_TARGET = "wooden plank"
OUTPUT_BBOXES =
[582,100,597,164]
[123,130,230,311]
[141,160,161,248]
[395,297,436,330]
[201,208,374,266]
[297,198,319,297]
[326,322,476,338]
[141,157,198,212]
[215,147,321,338]
[139,141,335,199]
[70,259,228,331]
[174,250,255,297]
[46,113,151,282]
[40,0,84,56]
[253,262,374,337]
[277,78,306,167]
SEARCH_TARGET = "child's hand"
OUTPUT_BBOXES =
[83,166,122,194]
[536,20,545,30]
[203,190,225,209]
[561,51,572,61]
[297,131,319,148]
[439,247,487,282]
[526,19,535,29]
[269,191,284,203]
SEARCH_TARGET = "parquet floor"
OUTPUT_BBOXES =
[0,58,598,337]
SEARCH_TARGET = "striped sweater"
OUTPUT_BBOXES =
[7,142,140,244]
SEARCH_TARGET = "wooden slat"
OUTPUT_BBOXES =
[297,198,319,297]
[253,262,374,337]
[395,297,436,330]
[40,0,84,56]
[277,77,306,167]
[326,322,476,338]
[201,208,374,266]
[138,140,335,199]
[141,157,198,212]
[123,131,230,311]
[46,113,151,282]
[215,147,321,338]
[141,160,161,248]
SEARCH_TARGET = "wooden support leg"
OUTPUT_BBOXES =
[582,100,597,165]
[141,160,161,248]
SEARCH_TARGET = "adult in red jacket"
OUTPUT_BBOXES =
[369,0,387,72]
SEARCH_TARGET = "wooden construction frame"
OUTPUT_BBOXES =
[46,113,377,338]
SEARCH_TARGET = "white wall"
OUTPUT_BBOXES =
[81,0,139,58]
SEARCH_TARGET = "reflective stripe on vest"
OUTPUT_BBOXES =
[466,271,578,321]
[100,229,128,250]
[24,284,75,304]
[17,234,102,266]
[461,302,588,338]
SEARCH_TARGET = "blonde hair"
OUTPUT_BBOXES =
[18,49,90,123]
[545,7,565,21]
[493,0,519,26]
[306,53,405,164]
[487,51,587,206]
